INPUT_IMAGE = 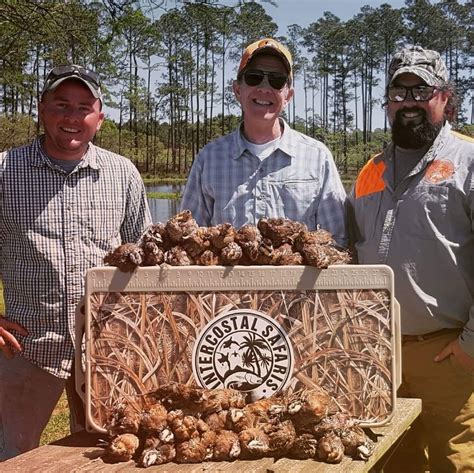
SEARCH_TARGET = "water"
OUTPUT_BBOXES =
[147,197,182,223]
[146,183,183,222]
[146,183,184,194]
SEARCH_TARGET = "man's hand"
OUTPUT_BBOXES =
[0,317,28,359]
[434,337,474,372]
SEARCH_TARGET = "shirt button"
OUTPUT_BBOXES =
[69,266,77,272]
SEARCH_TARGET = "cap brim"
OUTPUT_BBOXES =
[240,47,292,77]
[390,66,441,87]
[42,76,102,102]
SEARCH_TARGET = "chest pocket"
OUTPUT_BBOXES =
[401,185,449,240]
[87,199,123,244]
[267,178,320,223]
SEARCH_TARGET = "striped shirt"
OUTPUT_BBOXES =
[0,137,152,378]
[181,120,347,245]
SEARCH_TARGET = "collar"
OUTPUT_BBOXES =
[30,136,101,170]
[232,118,293,160]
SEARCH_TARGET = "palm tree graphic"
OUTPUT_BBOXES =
[240,333,272,378]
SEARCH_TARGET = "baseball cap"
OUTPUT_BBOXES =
[41,65,103,104]
[387,46,448,87]
[237,38,293,79]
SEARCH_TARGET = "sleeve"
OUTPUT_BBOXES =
[121,162,152,244]
[459,182,474,358]
[345,184,361,262]
[180,152,213,227]
[459,306,474,358]
[315,152,348,248]
[0,152,4,280]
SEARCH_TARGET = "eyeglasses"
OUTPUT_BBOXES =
[242,69,289,90]
[388,85,438,102]
[44,65,101,90]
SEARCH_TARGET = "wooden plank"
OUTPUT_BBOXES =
[1,398,421,472]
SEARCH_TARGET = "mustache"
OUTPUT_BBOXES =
[395,107,427,120]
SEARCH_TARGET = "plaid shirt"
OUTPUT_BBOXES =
[0,138,152,378]
[181,120,347,245]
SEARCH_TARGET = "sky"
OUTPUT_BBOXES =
[263,0,409,127]
[266,0,407,32]
[106,0,409,127]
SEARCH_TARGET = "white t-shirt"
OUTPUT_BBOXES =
[242,134,282,160]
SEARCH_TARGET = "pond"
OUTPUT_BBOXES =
[146,183,183,223]
[146,183,185,194]
[147,197,182,223]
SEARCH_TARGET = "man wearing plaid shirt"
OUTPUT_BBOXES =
[181,38,347,246]
[0,65,151,460]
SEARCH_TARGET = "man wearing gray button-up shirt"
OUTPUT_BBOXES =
[181,38,347,246]
[0,65,151,460]
[347,46,473,473]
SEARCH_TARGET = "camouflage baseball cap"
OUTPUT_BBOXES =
[387,46,448,87]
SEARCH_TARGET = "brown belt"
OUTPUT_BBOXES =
[402,328,460,343]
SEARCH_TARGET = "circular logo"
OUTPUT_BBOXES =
[424,159,454,184]
[192,309,294,399]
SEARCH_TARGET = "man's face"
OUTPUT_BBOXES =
[39,79,104,160]
[233,55,294,129]
[387,73,448,148]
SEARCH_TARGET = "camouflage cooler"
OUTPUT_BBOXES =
[76,265,401,433]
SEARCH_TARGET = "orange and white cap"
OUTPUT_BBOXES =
[237,38,293,79]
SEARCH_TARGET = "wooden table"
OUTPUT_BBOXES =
[1,398,421,472]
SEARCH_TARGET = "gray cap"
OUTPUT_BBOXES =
[387,46,448,87]
[41,65,103,105]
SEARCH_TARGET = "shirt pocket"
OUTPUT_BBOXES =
[402,185,449,240]
[87,199,123,245]
[267,178,320,221]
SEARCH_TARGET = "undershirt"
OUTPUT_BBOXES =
[393,145,429,187]
[242,134,282,161]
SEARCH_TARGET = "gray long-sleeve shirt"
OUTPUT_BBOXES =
[347,123,474,357]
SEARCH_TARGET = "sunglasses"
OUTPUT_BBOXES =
[45,65,101,90]
[242,69,289,90]
[388,85,438,102]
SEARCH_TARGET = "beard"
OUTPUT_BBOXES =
[391,108,443,149]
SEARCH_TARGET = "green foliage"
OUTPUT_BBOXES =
[456,124,474,138]
[147,191,181,199]
[142,176,186,184]
[0,116,37,152]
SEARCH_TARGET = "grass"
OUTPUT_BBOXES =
[147,191,181,200]
[142,176,186,185]
[40,392,70,445]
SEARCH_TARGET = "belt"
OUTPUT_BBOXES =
[402,328,460,343]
